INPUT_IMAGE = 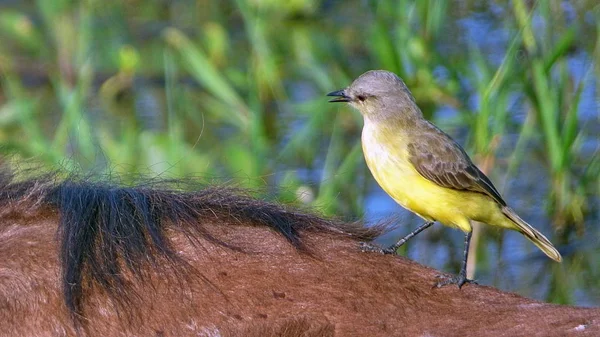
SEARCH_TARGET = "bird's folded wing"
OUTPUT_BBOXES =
[407,127,506,207]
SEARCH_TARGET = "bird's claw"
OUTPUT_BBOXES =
[359,242,384,253]
[359,242,398,255]
[434,273,478,289]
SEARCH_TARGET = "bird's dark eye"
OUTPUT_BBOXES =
[357,95,367,102]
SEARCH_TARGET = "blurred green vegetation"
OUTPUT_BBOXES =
[0,0,598,305]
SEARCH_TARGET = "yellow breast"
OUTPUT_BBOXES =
[361,121,476,232]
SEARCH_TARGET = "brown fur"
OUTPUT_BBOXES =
[0,174,598,336]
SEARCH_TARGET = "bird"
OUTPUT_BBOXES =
[327,70,562,288]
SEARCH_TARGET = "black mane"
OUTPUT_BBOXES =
[0,170,382,318]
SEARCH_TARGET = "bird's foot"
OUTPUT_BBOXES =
[434,273,477,289]
[359,242,397,255]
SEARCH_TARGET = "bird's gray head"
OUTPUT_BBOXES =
[327,70,421,121]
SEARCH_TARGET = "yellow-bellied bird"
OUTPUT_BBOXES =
[328,70,561,287]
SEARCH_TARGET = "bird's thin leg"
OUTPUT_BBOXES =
[360,221,434,254]
[435,231,477,288]
[382,221,434,254]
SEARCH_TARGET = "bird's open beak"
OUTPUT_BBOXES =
[327,89,350,103]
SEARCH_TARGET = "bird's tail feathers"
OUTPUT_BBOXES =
[502,207,562,262]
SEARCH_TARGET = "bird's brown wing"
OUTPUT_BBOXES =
[407,124,506,206]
